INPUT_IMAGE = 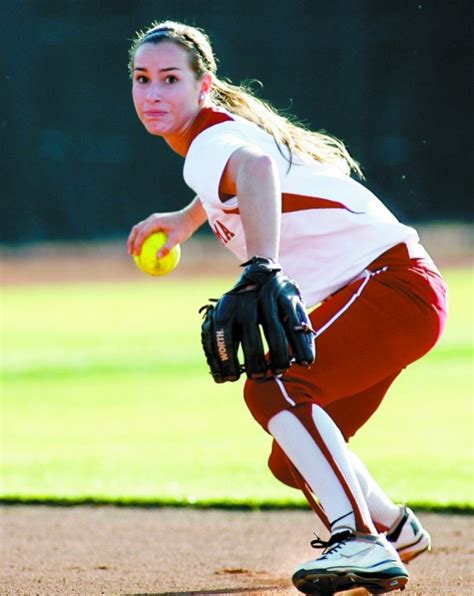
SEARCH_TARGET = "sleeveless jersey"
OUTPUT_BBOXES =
[183,107,429,307]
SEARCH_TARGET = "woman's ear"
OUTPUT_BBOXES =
[200,72,213,98]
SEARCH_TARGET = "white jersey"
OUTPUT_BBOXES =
[183,107,429,307]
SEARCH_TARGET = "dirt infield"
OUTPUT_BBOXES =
[1,506,472,595]
[0,224,472,286]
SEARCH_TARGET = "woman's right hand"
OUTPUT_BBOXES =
[127,209,197,258]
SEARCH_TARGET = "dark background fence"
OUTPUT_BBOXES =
[2,1,471,244]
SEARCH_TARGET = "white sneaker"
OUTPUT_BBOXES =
[386,505,431,563]
[292,530,408,594]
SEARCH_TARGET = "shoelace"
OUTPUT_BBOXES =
[310,530,354,558]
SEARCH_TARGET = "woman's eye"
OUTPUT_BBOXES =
[135,75,149,84]
[165,75,178,84]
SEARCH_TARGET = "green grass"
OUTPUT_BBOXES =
[1,269,473,509]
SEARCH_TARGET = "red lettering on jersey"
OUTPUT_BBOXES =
[213,220,235,244]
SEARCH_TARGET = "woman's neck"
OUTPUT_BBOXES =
[164,104,232,157]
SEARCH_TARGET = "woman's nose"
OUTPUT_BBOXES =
[146,83,162,102]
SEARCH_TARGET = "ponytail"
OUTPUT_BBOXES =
[211,77,363,177]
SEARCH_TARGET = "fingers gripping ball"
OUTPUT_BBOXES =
[133,232,181,276]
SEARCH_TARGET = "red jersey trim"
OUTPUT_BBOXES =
[185,107,235,153]
[222,193,353,215]
[282,193,348,212]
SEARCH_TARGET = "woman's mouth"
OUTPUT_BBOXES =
[144,110,167,118]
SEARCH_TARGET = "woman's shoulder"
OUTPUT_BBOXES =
[186,106,264,151]
[183,107,261,196]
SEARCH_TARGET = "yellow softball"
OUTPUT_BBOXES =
[133,231,181,276]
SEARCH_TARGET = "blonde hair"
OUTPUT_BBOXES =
[129,21,363,177]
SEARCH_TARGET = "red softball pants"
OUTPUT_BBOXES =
[243,243,448,490]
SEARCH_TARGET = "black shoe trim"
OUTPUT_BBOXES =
[386,507,409,542]
[397,532,426,552]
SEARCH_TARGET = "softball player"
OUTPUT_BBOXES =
[127,21,448,595]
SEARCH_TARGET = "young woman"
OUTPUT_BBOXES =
[127,21,447,595]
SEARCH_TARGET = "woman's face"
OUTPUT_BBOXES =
[132,42,209,143]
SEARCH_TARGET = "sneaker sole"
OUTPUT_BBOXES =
[397,530,431,563]
[292,568,408,595]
